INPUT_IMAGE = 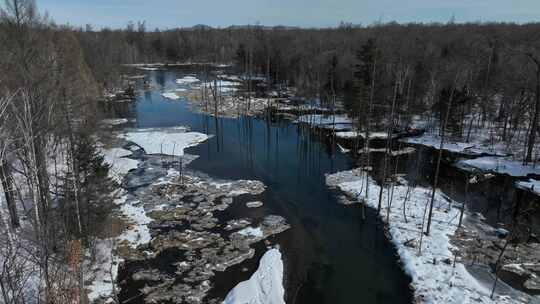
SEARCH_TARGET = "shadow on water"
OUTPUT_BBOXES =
[125,69,413,304]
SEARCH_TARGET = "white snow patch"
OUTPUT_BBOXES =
[101,118,129,125]
[162,92,181,100]
[117,198,152,247]
[335,131,394,140]
[457,157,540,177]
[86,239,120,302]
[120,127,209,156]
[402,134,509,157]
[102,148,139,183]
[223,248,285,304]
[237,227,264,238]
[516,179,540,195]
[295,114,352,126]
[176,76,200,85]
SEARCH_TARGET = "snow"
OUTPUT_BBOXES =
[294,114,352,126]
[137,67,159,71]
[87,194,154,302]
[101,118,129,125]
[162,92,181,100]
[117,197,152,247]
[403,134,487,155]
[246,201,264,208]
[120,127,209,156]
[237,227,264,238]
[176,76,200,85]
[86,239,120,302]
[202,80,241,93]
[516,179,540,195]
[102,148,139,183]
[457,157,540,177]
[223,248,285,304]
[326,169,518,303]
[335,131,394,140]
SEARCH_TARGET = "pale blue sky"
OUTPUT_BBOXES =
[39,0,540,29]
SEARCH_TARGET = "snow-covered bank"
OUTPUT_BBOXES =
[120,127,209,156]
[516,179,540,195]
[223,248,285,304]
[335,130,394,140]
[402,134,508,156]
[457,156,540,177]
[86,193,153,302]
[326,169,520,303]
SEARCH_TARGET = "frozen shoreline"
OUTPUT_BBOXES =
[326,168,529,303]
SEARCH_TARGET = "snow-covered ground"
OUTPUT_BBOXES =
[102,148,139,183]
[176,76,200,85]
[86,238,120,302]
[326,168,522,303]
[101,118,129,126]
[86,193,154,302]
[402,134,508,156]
[295,114,352,126]
[335,130,394,140]
[456,157,540,177]
[120,127,209,156]
[516,179,540,195]
[223,248,285,304]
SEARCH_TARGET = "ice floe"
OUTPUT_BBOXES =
[223,248,285,304]
[120,127,209,156]
[102,147,139,183]
[161,92,181,100]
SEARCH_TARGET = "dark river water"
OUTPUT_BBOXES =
[119,68,416,303]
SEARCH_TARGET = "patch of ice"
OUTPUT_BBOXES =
[237,227,264,238]
[120,127,209,156]
[223,248,285,304]
[246,201,263,208]
[162,92,181,100]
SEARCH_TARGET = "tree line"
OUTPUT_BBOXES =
[75,20,540,160]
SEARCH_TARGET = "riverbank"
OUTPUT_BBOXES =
[87,125,290,304]
[326,168,537,303]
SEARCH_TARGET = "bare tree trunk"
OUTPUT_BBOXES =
[426,73,459,235]
[0,160,19,228]
[525,65,540,164]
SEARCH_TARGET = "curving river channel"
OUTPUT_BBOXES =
[114,67,415,304]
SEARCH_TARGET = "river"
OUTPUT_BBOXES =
[110,68,416,303]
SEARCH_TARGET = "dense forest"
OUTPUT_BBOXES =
[75,20,540,160]
[2,0,540,303]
